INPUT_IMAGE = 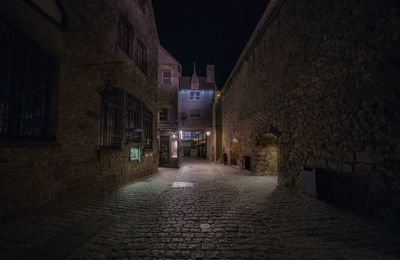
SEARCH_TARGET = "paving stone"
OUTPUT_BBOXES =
[0,159,399,259]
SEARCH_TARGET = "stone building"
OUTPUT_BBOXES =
[0,0,159,216]
[179,64,217,160]
[157,46,181,168]
[221,0,400,225]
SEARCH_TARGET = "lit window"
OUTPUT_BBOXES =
[190,91,200,100]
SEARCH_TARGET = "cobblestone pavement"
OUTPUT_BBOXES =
[1,158,400,259]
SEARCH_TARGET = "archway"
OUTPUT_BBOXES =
[253,133,278,175]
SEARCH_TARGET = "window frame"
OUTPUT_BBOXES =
[159,108,169,121]
[143,106,153,150]
[135,38,148,74]
[0,19,55,143]
[162,70,172,85]
[190,91,200,101]
[100,87,123,149]
[117,16,133,57]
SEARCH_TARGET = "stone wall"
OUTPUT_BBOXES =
[0,0,159,216]
[222,0,400,223]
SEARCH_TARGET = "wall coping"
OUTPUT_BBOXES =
[221,0,285,96]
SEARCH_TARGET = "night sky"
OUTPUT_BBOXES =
[152,0,270,88]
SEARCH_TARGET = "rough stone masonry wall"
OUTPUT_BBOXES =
[0,0,159,216]
[222,0,400,223]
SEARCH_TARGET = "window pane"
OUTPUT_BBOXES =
[171,139,178,158]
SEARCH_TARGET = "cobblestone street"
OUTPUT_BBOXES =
[1,158,400,259]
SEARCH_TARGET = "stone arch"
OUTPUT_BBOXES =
[253,126,280,176]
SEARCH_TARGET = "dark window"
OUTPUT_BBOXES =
[143,106,153,149]
[163,70,171,85]
[126,94,141,143]
[100,87,122,149]
[138,0,146,13]
[190,109,201,118]
[159,108,169,121]
[117,17,132,55]
[190,91,200,100]
[135,39,147,74]
[126,94,141,129]
[0,20,54,142]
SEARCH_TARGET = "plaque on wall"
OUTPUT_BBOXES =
[130,147,141,162]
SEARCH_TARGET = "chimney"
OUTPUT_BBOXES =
[206,65,215,83]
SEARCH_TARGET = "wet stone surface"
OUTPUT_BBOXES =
[1,158,400,259]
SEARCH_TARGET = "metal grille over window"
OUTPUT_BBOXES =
[135,39,147,74]
[100,87,122,149]
[126,94,142,143]
[143,106,153,149]
[0,20,53,141]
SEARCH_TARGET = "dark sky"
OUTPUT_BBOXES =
[152,0,270,88]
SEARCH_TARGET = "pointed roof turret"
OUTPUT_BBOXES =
[191,62,199,89]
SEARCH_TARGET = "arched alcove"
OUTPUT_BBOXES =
[253,133,279,175]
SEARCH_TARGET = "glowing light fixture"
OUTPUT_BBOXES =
[206,131,211,137]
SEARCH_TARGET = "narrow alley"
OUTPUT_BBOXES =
[1,159,399,259]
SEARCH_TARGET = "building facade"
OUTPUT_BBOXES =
[157,46,181,168]
[221,0,400,225]
[0,0,159,216]
[179,64,217,160]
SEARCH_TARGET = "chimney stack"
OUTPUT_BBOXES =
[206,65,215,83]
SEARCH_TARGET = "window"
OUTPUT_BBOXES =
[138,0,146,13]
[100,87,122,149]
[190,109,201,118]
[170,139,178,158]
[0,21,54,142]
[162,70,171,85]
[126,94,141,143]
[117,16,132,55]
[126,94,141,129]
[135,39,147,74]
[190,91,200,101]
[143,106,153,149]
[159,108,169,121]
